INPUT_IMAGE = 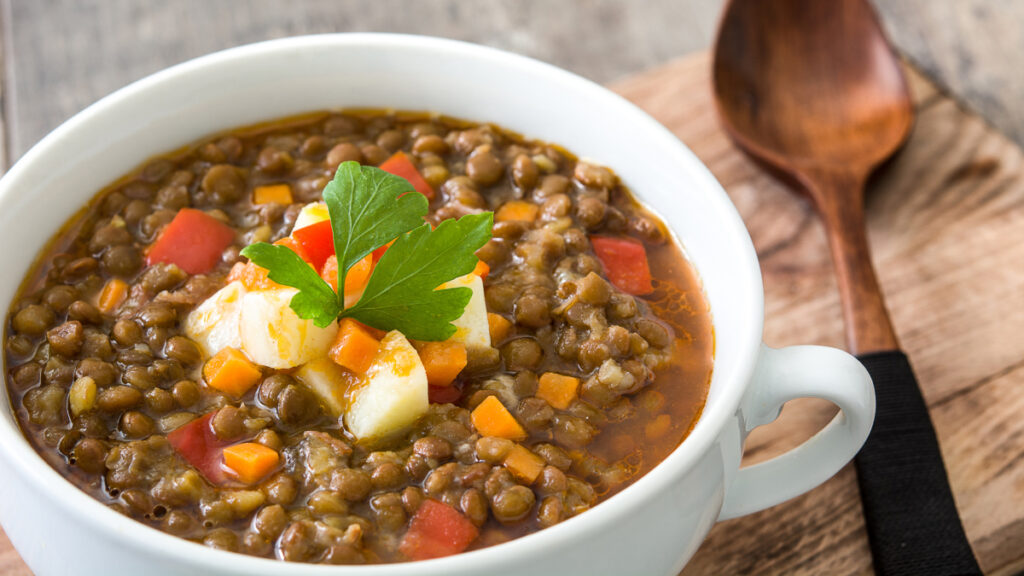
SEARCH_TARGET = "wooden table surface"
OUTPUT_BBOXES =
[614,54,1024,575]
[1,2,1023,575]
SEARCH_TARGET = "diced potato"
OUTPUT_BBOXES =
[294,356,356,417]
[184,281,246,358]
[345,331,429,440]
[239,288,338,369]
[438,273,490,354]
[293,202,329,232]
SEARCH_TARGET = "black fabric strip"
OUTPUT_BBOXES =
[855,351,982,576]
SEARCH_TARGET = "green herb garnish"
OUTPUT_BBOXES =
[238,241,341,326]
[322,162,430,298]
[240,161,493,340]
[345,214,494,341]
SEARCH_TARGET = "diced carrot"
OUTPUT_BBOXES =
[361,323,387,340]
[379,151,435,200]
[146,208,236,275]
[222,442,280,484]
[494,201,538,223]
[329,318,380,375]
[372,239,395,263]
[292,219,335,272]
[419,340,467,387]
[345,255,373,300]
[321,254,373,305]
[203,347,262,398]
[273,236,311,262]
[470,396,526,441]
[252,184,293,205]
[536,372,580,410]
[229,237,315,290]
[472,259,490,279]
[227,261,279,291]
[503,444,545,484]
[320,255,339,291]
[589,235,654,296]
[399,499,478,560]
[487,313,513,345]
[226,261,246,282]
[97,278,129,315]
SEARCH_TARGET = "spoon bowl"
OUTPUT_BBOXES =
[713,0,913,187]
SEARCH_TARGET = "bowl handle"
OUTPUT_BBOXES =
[719,344,875,520]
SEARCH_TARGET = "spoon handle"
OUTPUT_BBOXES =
[855,351,982,576]
[807,169,898,355]
[805,170,981,575]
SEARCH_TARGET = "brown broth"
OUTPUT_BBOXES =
[4,109,713,563]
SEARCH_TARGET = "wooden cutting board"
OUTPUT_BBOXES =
[2,52,1023,575]
[612,53,1024,575]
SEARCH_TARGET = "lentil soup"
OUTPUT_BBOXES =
[4,110,713,564]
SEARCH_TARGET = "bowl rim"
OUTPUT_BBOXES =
[0,33,763,573]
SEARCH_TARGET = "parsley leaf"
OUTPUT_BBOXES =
[239,242,340,328]
[239,161,493,339]
[342,212,494,341]
[323,161,429,299]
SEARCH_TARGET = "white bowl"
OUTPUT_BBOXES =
[0,34,875,576]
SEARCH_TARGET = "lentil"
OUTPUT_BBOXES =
[4,110,713,566]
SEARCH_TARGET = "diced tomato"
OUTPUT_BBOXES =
[380,151,434,200]
[428,384,462,404]
[291,220,335,272]
[399,499,479,561]
[167,412,233,484]
[589,235,654,296]
[146,209,235,275]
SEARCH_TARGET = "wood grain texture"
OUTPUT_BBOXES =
[872,0,1024,148]
[0,529,29,576]
[2,1,1024,572]
[0,0,716,160]
[5,0,1024,154]
[0,49,1020,575]
[613,52,1024,576]
[0,0,6,174]
[0,7,17,570]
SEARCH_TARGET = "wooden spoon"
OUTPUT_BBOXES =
[713,0,909,354]
[712,1,981,574]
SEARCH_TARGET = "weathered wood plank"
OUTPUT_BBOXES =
[0,0,6,175]
[872,0,1024,148]
[0,0,712,160]
[2,49,1020,576]
[0,5,26,572]
[0,528,30,576]
[8,0,1024,155]
[2,0,1024,572]
[612,52,1024,576]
